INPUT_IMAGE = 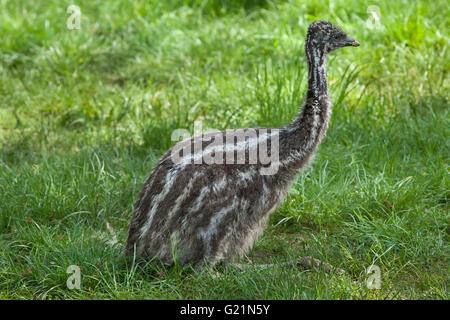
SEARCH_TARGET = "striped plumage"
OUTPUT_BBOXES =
[125,21,359,271]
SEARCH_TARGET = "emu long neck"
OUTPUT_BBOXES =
[282,44,331,169]
[305,44,328,101]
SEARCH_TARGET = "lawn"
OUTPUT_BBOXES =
[0,0,448,299]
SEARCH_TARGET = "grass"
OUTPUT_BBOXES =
[0,0,448,299]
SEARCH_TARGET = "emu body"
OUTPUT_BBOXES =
[126,21,359,271]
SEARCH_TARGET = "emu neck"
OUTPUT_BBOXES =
[281,45,331,169]
[306,45,328,101]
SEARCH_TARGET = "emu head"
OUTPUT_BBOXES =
[306,20,360,53]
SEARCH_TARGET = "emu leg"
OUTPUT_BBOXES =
[230,256,345,275]
[292,256,345,274]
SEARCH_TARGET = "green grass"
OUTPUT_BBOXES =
[0,0,448,299]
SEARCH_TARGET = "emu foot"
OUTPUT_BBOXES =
[227,256,345,275]
[291,256,345,275]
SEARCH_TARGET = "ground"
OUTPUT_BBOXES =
[0,0,448,299]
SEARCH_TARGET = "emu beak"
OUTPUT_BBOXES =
[345,36,360,47]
